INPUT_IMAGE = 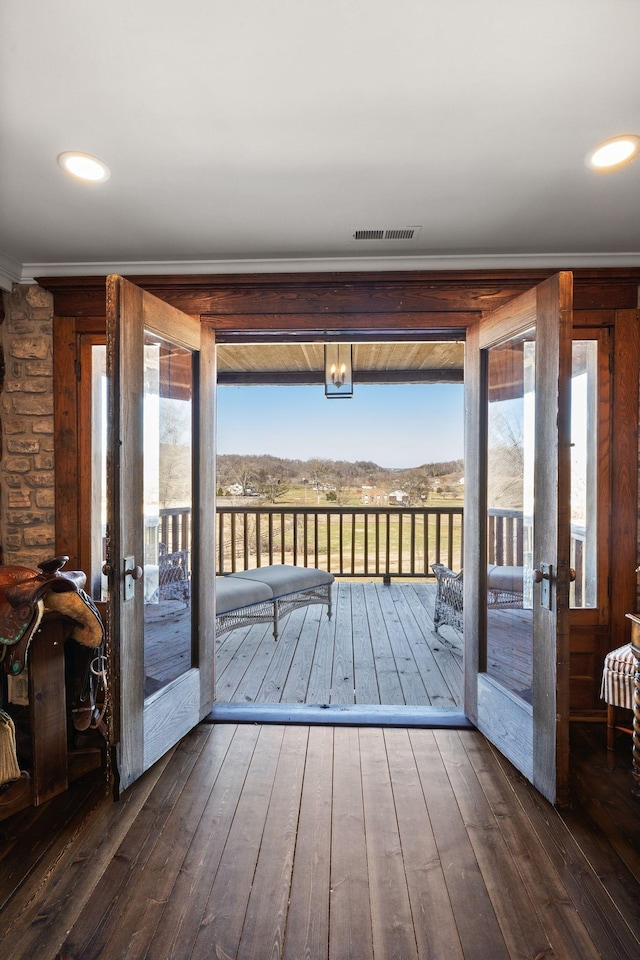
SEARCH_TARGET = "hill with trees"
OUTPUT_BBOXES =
[217,454,464,505]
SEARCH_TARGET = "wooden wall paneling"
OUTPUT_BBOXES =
[53,317,81,566]
[38,269,640,324]
[568,328,612,716]
[569,625,610,717]
[610,309,640,650]
[573,309,616,328]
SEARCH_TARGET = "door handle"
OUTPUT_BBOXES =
[532,563,552,609]
[124,556,144,601]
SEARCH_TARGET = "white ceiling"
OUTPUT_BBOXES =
[1,0,640,290]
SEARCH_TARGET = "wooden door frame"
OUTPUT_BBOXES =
[51,271,640,722]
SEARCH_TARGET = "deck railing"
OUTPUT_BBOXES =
[487,507,526,567]
[215,504,464,579]
[157,504,523,579]
[157,506,192,556]
[158,503,590,599]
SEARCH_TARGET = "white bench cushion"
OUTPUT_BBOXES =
[486,565,523,593]
[229,564,334,598]
[215,576,273,615]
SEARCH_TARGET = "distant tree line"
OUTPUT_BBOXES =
[217,454,464,504]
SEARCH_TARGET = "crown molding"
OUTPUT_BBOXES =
[0,250,23,290]
[17,250,640,284]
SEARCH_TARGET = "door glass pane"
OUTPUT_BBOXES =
[570,341,598,608]
[91,344,108,601]
[485,330,535,703]
[143,334,194,694]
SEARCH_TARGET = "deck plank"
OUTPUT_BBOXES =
[255,607,309,702]
[213,581,463,709]
[389,581,459,706]
[374,585,431,705]
[330,584,355,704]
[362,583,406,703]
[215,621,273,701]
[351,583,380,703]
[306,599,338,704]
[280,604,322,703]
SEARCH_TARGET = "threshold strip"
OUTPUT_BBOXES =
[204,702,473,729]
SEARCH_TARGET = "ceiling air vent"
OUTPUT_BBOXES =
[351,226,422,241]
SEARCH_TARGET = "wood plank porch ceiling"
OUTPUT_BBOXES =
[217,340,465,385]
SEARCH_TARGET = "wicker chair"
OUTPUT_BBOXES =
[158,543,190,605]
[431,561,524,634]
[431,563,464,633]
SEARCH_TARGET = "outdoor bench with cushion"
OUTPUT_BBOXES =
[431,562,524,633]
[215,564,334,640]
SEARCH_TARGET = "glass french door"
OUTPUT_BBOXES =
[106,276,216,793]
[464,273,573,805]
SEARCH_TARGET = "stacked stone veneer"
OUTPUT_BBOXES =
[0,284,55,567]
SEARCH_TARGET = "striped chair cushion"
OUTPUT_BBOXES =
[600,643,636,709]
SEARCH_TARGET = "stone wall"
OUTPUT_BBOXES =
[0,284,55,567]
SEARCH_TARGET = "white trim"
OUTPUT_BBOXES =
[18,251,640,282]
[0,250,22,290]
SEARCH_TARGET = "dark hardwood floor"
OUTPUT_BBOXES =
[1,720,639,960]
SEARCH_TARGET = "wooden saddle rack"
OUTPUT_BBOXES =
[0,555,104,676]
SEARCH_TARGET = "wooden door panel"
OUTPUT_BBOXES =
[107,276,216,793]
[464,272,573,805]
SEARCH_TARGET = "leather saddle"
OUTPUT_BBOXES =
[0,556,104,676]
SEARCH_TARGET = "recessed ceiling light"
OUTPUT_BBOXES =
[58,151,111,183]
[586,135,640,171]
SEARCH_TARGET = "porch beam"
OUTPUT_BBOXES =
[216,368,464,385]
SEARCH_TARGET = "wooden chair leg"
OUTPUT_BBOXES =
[607,703,616,769]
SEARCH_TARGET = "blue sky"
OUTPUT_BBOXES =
[216,383,464,469]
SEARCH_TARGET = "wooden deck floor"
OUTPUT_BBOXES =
[1,722,639,960]
[214,581,463,708]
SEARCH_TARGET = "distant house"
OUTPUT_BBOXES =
[388,489,407,504]
[360,486,388,504]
